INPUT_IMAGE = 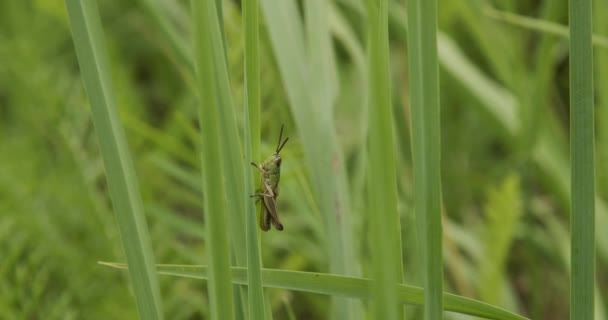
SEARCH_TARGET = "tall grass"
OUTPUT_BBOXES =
[64,0,164,319]
[62,0,559,318]
[191,0,235,318]
[102,262,529,320]
[407,0,443,318]
[17,0,602,319]
[242,0,266,318]
[569,0,596,319]
[365,0,403,319]
[260,0,361,318]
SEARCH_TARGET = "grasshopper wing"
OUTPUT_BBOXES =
[262,195,283,231]
[259,198,272,231]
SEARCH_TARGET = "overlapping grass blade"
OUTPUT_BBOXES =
[201,0,253,317]
[137,0,249,274]
[205,1,248,269]
[569,0,596,318]
[242,0,266,318]
[406,0,443,318]
[64,1,164,318]
[485,7,608,49]
[365,0,403,319]
[191,0,234,318]
[260,0,360,318]
[339,0,518,134]
[393,2,608,269]
[336,2,608,318]
[304,1,360,318]
[100,263,529,320]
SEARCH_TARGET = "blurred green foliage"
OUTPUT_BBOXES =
[0,0,606,319]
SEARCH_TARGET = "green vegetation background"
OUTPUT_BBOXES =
[1,0,607,319]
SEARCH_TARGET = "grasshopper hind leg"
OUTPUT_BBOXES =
[273,220,284,231]
[259,200,271,231]
[261,195,283,231]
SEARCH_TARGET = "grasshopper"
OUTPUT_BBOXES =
[250,125,289,231]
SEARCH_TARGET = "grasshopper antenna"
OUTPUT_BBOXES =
[276,124,289,154]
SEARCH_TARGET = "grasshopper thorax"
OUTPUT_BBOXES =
[262,153,282,172]
[272,153,282,166]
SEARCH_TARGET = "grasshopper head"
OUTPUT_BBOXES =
[271,153,282,166]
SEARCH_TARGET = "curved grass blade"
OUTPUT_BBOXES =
[100,262,529,320]
[485,7,608,49]
[64,1,164,318]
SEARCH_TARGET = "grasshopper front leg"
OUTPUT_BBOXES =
[250,162,266,173]
[250,191,273,199]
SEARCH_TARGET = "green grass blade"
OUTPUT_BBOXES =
[569,0,596,319]
[260,1,360,318]
[395,1,608,276]
[365,0,403,319]
[407,0,443,318]
[194,0,251,316]
[64,1,164,319]
[207,1,250,316]
[191,0,234,319]
[390,1,608,296]
[341,1,518,134]
[485,7,608,49]
[100,263,529,320]
[243,0,261,168]
[205,0,249,267]
[595,0,608,202]
[304,1,361,319]
[242,0,266,318]
[595,0,608,203]
[535,137,608,267]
